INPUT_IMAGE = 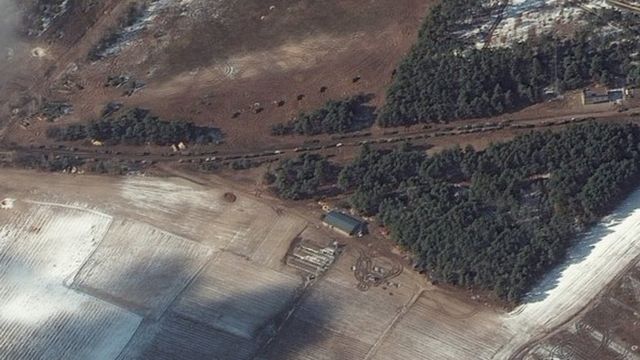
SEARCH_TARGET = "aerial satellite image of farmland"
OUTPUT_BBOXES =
[2,0,640,359]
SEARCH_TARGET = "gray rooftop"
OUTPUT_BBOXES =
[323,211,364,235]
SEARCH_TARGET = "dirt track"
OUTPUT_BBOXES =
[3,1,640,358]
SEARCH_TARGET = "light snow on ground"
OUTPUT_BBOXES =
[0,204,141,359]
[494,186,640,358]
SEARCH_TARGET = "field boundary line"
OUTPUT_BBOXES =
[25,199,113,218]
[363,287,425,360]
[67,216,115,291]
[114,249,222,360]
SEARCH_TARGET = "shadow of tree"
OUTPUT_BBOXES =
[116,284,332,360]
[0,241,333,360]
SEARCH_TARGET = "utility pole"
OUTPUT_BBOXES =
[555,39,560,96]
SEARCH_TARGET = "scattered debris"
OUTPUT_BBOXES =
[287,239,341,277]
[353,250,402,291]
[102,102,123,117]
[123,80,146,97]
[105,75,131,88]
[39,101,73,122]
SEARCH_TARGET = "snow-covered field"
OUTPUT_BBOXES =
[72,219,213,319]
[478,0,613,48]
[2,169,640,359]
[494,186,640,358]
[0,203,141,359]
[0,172,314,359]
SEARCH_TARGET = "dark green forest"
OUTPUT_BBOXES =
[272,96,373,136]
[47,108,221,145]
[276,123,640,301]
[270,153,335,200]
[378,0,639,126]
[339,123,640,300]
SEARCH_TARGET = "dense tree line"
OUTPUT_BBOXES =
[337,123,640,301]
[272,96,373,136]
[378,1,639,126]
[15,153,85,172]
[266,124,640,299]
[270,154,335,200]
[47,107,221,145]
[593,8,640,87]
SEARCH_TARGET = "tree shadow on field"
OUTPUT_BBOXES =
[351,93,377,131]
[522,186,640,304]
[0,242,336,360]
[117,283,336,360]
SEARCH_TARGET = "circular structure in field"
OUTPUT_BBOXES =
[1,198,15,209]
[221,62,237,78]
[550,340,578,360]
[223,192,237,203]
[31,47,47,58]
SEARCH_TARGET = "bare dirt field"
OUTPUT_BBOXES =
[1,0,433,152]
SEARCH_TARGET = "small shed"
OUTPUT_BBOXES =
[323,211,366,237]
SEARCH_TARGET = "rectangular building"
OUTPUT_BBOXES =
[322,211,366,237]
[582,88,626,105]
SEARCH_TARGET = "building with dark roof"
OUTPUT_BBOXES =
[582,88,626,105]
[322,211,366,237]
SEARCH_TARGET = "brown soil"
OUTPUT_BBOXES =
[223,192,237,203]
[1,0,433,153]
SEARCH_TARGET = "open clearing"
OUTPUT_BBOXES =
[2,168,640,358]
[72,219,213,319]
[0,170,321,359]
[1,0,433,152]
[172,252,303,340]
[0,202,141,359]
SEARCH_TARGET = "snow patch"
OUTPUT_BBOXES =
[0,204,141,359]
[495,186,640,357]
